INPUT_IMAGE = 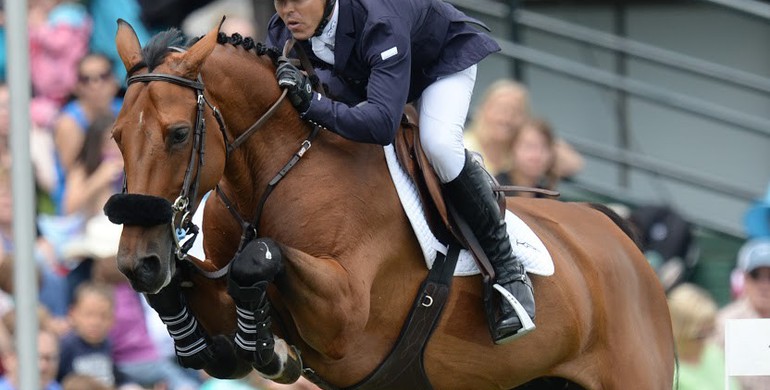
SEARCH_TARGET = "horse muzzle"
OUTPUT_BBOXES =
[118,250,176,294]
[115,222,177,294]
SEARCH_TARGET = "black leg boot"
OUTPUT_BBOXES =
[444,151,536,344]
[227,237,285,375]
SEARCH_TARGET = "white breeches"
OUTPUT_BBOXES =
[417,64,477,183]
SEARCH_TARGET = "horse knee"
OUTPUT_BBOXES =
[228,238,283,302]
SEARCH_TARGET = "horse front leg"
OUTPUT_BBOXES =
[144,274,249,379]
[227,237,302,383]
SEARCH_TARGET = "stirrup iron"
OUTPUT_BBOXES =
[493,283,536,344]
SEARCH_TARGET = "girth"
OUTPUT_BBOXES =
[303,245,461,390]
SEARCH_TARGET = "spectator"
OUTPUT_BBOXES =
[464,79,529,176]
[495,118,583,196]
[734,183,770,297]
[182,0,256,38]
[0,170,12,253]
[61,373,114,390]
[464,80,584,184]
[0,171,70,324]
[63,215,200,390]
[627,205,697,291]
[61,114,123,217]
[1,305,58,341]
[0,311,8,376]
[52,53,122,214]
[0,4,6,82]
[0,328,62,390]
[743,182,770,239]
[57,282,142,390]
[668,283,739,390]
[87,0,153,83]
[0,83,58,203]
[28,0,92,108]
[713,238,770,390]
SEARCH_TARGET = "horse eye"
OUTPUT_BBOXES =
[170,127,190,144]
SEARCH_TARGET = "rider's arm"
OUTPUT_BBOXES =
[302,17,410,146]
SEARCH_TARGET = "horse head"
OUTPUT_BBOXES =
[105,20,225,293]
[109,20,233,293]
[109,16,304,294]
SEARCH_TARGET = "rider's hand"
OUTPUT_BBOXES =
[276,59,313,113]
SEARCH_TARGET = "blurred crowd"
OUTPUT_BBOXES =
[0,0,766,389]
[0,0,318,389]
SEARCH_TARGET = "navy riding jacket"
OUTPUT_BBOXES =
[267,0,500,145]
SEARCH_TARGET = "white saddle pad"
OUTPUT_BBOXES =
[383,145,554,276]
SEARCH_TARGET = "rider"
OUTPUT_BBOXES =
[267,0,535,344]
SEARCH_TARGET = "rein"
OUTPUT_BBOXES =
[113,59,291,278]
[217,39,324,273]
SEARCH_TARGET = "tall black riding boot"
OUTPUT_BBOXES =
[444,151,536,344]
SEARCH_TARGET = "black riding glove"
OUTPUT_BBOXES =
[276,60,313,113]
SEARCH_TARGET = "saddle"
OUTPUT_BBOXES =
[393,105,506,276]
[392,107,558,270]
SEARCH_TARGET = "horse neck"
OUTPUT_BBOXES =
[199,44,409,261]
[201,46,318,217]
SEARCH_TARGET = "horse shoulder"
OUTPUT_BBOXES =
[274,245,371,359]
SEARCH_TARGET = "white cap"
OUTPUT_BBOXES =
[737,238,770,273]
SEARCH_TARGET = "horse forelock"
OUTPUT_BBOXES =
[127,28,191,75]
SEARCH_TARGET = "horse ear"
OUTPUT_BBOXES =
[177,17,225,78]
[115,19,143,73]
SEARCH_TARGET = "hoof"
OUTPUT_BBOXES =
[204,335,255,379]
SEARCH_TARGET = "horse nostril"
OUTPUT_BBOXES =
[136,255,161,281]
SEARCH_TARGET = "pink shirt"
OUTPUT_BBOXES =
[29,3,92,105]
[109,283,159,364]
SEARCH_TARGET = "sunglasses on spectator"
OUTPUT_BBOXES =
[748,268,770,282]
[78,71,113,85]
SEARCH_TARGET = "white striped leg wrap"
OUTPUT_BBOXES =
[234,306,271,353]
[160,307,208,357]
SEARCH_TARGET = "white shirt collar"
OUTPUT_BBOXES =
[310,1,339,65]
[319,1,339,46]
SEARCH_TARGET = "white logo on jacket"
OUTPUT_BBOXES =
[380,46,398,61]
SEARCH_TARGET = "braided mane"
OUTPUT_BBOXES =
[127,29,281,76]
[215,32,282,63]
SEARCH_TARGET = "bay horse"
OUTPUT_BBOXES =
[108,19,675,389]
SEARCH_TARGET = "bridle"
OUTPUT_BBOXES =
[106,44,316,277]
[112,69,288,267]
[121,73,219,259]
